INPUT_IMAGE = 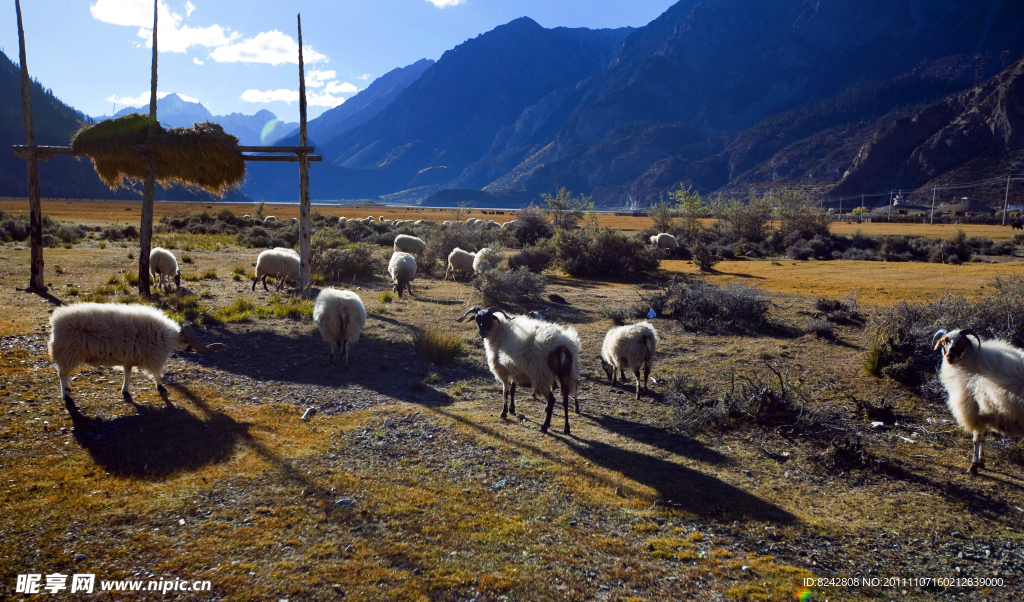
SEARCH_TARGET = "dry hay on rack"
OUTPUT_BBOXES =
[71,114,245,195]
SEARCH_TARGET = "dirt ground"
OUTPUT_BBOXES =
[2,209,1024,600]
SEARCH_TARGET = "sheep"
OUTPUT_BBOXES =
[442,221,452,227]
[501,220,517,229]
[263,216,277,224]
[473,247,500,275]
[252,247,300,292]
[149,247,180,291]
[933,328,1024,474]
[445,247,476,282]
[241,214,251,220]
[394,234,426,256]
[290,217,298,223]
[48,303,226,406]
[313,288,366,367]
[600,321,658,400]
[337,217,348,225]
[388,251,417,299]
[379,215,386,222]
[649,232,679,254]
[457,307,580,434]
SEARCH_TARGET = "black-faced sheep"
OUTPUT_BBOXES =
[445,247,476,282]
[48,303,226,407]
[389,251,417,299]
[457,307,580,434]
[149,247,180,291]
[600,321,658,400]
[252,247,300,292]
[394,234,426,256]
[933,328,1024,474]
[313,288,366,367]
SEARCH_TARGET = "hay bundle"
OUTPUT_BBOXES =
[71,114,245,195]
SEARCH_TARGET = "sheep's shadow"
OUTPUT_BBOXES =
[562,435,795,524]
[67,399,247,480]
[585,413,732,465]
[193,327,457,407]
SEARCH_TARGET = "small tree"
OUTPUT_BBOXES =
[543,187,590,231]
[647,194,676,232]
[451,202,469,222]
[674,186,707,243]
[715,192,773,243]
[254,200,266,219]
[776,189,831,242]
[691,240,719,272]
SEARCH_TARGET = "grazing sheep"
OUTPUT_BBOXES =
[48,303,226,406]
[252,247,300,292]
[337,217,348,224]
[149,247,180,291]
[442,221,452,227]
[394,234,426,256]
[649,233,679,254]
[313,288,366,367]
[933,328,1024,474]
[388,251,417,299]
[457,307,580,434]
[501,220,517,229]
[445,247,477,282]
[263,216,277,224]
[290,217,298,223]
[473,247,500,275]
[414,220,424,226]
[600,321,658,399]
[241,214,251,220]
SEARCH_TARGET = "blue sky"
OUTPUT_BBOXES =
[1,0,673,121]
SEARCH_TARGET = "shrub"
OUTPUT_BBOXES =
[552,228,660,278]
[412,326,466,365]
[311,243,382,280]
[380,291,395,303]
[420,222,516,277]
[507,247,553,273]
[805,319,835,337]
[473,266,546,305]
[508,205,554,245]
[691,240,720,271]
[643,276,772,332]
[100,224,137,241]
[602,303,649,326]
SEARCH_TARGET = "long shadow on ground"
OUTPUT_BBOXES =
[585,413,732,465]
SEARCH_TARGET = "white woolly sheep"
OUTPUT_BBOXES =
[252,247,300,292]
[933,328,1024,474]
[48,303,226,406]
[473,247,500,275]
[501,220,517,229]
[313,288,366,367]
[149,246,180,290]
[445,247,477,282]
[241,214,251,220]
[388,251,417,299]
[337,217,348,224]
[458,307,580,434]
[442,221,452,227]
[649,233,679,254]
[263,216,277,224]
[600,321,658,400]
[394,234,426,256]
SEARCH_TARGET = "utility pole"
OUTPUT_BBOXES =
[1003,175,1012,226]
[930,186,936,225]
[138,0,158,297]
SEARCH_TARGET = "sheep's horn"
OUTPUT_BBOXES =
[457,307,482,322]
[959,329,980,345]
[931,329,948,349]
[484,306,512,320]
[181,324,227,353]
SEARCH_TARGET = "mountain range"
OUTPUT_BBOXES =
[3,0,1024,208]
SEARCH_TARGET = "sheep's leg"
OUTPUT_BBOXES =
[643,365,650,395]
[633,368,642,400]
[58,366,73,403]
[540,391,555,434]
[500,381,512,418]
[262,276,271,293]
[620,368,626,382]
[153,371,167,395]
[508,382,516,416]
[561,385,571,435]
[328,342,337,366]
[970,432,986,474]
[342,340,349,368]
[121,366,133,399]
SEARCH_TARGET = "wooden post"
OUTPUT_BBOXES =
[1003,175,1011,226]
[16,0,45,292]
[139,0,158,297]
[930,186,936,225]
[297,14,312,298]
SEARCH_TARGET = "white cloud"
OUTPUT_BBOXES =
[357,73,372,80]
[425,0,466,7]
[324,81,358,95]
[305,69,336,89]
[105,90,201,106]
[210,30,326,65]
[307,91,347,108]
[185,1,196,17]
[241,88,299,104]
[91,0,239,53]
[176,93,201,103]
[193,57,204,65]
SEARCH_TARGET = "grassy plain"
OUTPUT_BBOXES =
[2,201,1024,600]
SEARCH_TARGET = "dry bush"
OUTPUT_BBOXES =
[507,246,553,273]
[412,326,466,365]
[643,275,772,333]
[552,228,660,278]
[311,243,382,281]
[473,267,546,305]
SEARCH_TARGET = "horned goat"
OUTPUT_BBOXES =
[600,321,658,399]
[445,247,476,282]
[149,247,180,290]
[394,234,426,256]
[457,307,580,434]
[252,247,300,292]
[313,288,366,367]
[388,251,417,299]
[933,328,1024,474]
[48,303,225,406]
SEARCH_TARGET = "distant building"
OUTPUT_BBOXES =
[934,197,995,215]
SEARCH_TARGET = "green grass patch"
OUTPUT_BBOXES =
[215,298,256,323]
[412,325,465,365]
[380,291,395,303]
[200,269,218,280]
[254,296,314,320]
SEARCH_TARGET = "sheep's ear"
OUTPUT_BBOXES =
[932,329,948,351]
